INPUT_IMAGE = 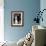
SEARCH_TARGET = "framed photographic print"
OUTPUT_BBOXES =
[11,11,24,27]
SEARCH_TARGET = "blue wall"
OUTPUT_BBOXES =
[4,0,40,42]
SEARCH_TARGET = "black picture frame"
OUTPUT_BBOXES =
[11,11,24,27]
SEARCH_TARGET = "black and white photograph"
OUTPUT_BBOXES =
[11,11,24,26]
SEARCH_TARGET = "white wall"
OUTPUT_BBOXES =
[40,0,46,9]
[40,0,46,26]
[0,0,4,42]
